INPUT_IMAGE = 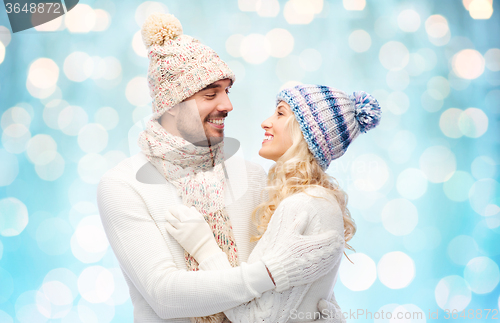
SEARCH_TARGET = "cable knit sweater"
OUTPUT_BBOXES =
[97,151,343,322]
[197,186,347,323]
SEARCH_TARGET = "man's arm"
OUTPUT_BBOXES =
[96,176,275,320]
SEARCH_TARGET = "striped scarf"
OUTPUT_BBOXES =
[137,118,237,323]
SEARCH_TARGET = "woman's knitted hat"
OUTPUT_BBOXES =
[141,13,236,120]
[277,84,382,170]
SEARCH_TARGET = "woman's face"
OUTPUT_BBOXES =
[259,101,294,161]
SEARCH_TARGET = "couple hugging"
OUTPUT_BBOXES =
[97,12,381,323]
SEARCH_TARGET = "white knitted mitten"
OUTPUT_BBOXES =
[260,214,345,292]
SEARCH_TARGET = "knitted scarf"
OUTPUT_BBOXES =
[137,118,237,323]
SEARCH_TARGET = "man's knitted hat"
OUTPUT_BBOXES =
[141,13,236,120]
[277,84,382,170]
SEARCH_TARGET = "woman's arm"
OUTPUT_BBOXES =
[97,176,275,320]
[195,192,345,323]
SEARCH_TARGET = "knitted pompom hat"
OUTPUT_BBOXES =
[141,13,236,120]
[276,84,382,170]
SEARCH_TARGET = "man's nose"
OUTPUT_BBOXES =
[217,92,233,113]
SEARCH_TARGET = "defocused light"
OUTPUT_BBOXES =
[265,28,294,58]
[348,29,371,53]
[386,71,409,91]
[283,0,314,24]
[419,146,456,183]
[403,227,427,252]
[0,149,18,186]
[109,268,130,305]
[92,9,111,31]
[381,199,418,236]
[132,31,148,58]
[37,281,73,318]
[58,105,89,136]
[77,298,115,323]
[485,48,500,71]
[427,76,450,100]
[443,171,475,202]
[421,90,444,112]
[290,0,323,14]
[78,124,109,154]
[374,16,397,39]
[257,0,280,17]
[469,0,494,19]
[379,41,410,71]
[343,0,366,10]
[71,215,109,262]
[135,1,168,27]
[397,168,428,200]
[1,124,31,154]
[464,257,500,293]
[440,108,463,138]
[35,152,65,181]
[388,130,417,164]
[64,52,93,82]
[78,266,114,303]
[65,4,96,33]
[95,107,119,130]
[238,0,258,11]
[276,55,305,82]
[226,34,244,57]
[418,48,438,71]
[435,275,471,311]
[0,41,5,65]
[0,25,12,47]
[0,197,28,237]
[425,15,450,46]
[279,80,303,91]
[0,310,12,323]
[378,251,415,288]
[452,49,485,79]
[227,60,246,82]
[77,153,109,184]
[299,48,322,71]
[28,58,59,89]
[43,99,69,130]
[463,0,492,10]
[125,77,150,106]
[469,179,499,217]
[397,9,421,32]
[240,34,271,64]
[351,154,389,191]
[339,253,376,291]
[1,106,31,130]
[448,235,480,265]
[26,134,57,165]
[471,155,497,180]
[458,107,488,138]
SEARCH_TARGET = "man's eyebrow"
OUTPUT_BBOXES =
[200,83,221,91]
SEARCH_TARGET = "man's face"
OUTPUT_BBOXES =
[176,78,233,146]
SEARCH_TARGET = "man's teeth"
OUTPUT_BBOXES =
[264,135,274,141]
[208,119,224,125]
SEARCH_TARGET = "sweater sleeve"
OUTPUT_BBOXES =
[96,176,275,320]
[198,190,344,323]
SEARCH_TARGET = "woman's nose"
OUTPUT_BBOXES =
[261,116,272,129]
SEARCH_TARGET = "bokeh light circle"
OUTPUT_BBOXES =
[58,105,89,136]
[419,146,456,183]
[339,253,377,291]
[435,275,471,311]
[452,49,485,79]
[396,168,428,200]
[458,108,488,138]
[0,197,29,237]
[348,29,371,53]
[443,171,475,202]
[447,235,479,266]
[379,41,409,71]
[78,123,109,154]
[397,9,421,32]
[351,154,389,191]
[265,29,294,58]
[464,256,500,294]
[78,266,115,303]
[381,199,418,236]
[240,33,271,64]
[378,251,415,289]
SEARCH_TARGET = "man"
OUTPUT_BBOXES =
[97,13,341,322]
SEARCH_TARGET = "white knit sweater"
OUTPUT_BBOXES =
[97,151,345,322]
[197,186,346,323]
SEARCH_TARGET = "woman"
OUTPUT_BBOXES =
[165,84,382,322]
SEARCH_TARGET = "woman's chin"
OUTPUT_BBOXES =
[258,148,277,162]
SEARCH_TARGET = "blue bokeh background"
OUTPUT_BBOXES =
[0,0,499,322]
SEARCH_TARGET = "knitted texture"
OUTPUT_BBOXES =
[141,13,236,120]
[137,118,238,323]
[199,187,346,323]
[276,84,382,170]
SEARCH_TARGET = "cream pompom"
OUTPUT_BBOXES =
[141,13,183,47]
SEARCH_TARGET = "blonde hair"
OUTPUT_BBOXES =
[250,113,357,263]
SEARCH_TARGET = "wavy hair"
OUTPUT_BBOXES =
[250,112,357,262]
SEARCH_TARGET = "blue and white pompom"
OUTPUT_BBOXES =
[350,91,382,133]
